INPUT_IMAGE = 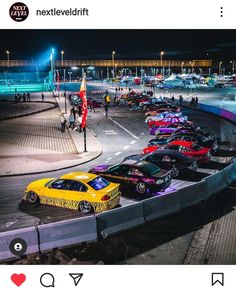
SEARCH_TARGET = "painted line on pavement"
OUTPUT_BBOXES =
[123,145,130,150]
[108,117,140,140]
[115,151,122,156]
[130,140,136,144]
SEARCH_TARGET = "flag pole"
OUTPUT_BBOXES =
[83,126,87,152]
[83,73,87,152]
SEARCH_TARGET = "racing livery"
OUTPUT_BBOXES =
[89,160,172,194]
[23,172,121,214]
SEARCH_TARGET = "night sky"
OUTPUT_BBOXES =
[1,30,236,60]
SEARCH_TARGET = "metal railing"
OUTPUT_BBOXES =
[0,59,212,68]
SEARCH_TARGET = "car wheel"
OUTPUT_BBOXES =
[26,191,39,204]
[136,182,147,194]
[171,166,180,178]
[79,200,93,214]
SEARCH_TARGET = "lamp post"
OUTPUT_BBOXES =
[219,61,223,75]
[181,62,184,74]
[160,51,164,76]
[189,61,194,73]
[6,50,10,67]
[230,60,236,74]
[63,69,67,113]
[50,48,55,88]
[61,50,64,66]
[68,71,72,82]
[112,51,115,79]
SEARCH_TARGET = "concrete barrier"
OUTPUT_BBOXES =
[223,161,236,185]
[204,170,228,197]
[38,216,97,251]
[177,180,208,208]
[96,203,144,239]
[0,227,39,261]
[142,191,180,222]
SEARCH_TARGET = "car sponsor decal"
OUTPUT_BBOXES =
[40,196,79,210]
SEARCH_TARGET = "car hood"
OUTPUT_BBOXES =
[27,178,55,189]
[123,154,142,161]
[152,169,170,178]
[89,165,111,173]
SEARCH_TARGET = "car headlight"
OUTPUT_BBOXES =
[156,179,164,184]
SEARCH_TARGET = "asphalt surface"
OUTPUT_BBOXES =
[0,85,235,264]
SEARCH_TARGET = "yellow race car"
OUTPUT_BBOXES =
[23,172,121,214]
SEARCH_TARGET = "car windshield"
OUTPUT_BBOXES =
[136,162,160,175]
[87,176,110,190]
[191,143,202,151]
[148,141,157,146]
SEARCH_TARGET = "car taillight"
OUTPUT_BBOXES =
[101,195,111,201]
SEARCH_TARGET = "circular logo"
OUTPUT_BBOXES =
[9,2,29,22]
[9,238,27,256]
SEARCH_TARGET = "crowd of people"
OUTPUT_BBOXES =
[170,94,198,107]
[60,103,86,133]
[14,92,31,103]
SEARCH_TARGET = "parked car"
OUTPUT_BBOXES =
[23,172,120,214]
[147,116,189,129]
[148,132,218,150]
[89,160,172,195]
[164,141,211,163]
[123,149,198,178]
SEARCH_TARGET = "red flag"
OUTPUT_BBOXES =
[56,71,60,92]
[78,75,88,128]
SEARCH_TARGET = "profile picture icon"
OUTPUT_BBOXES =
[9,238,27,256]
[9,2,29,22]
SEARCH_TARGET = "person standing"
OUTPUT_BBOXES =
[104,103,109,117]
[71,107,76,120]
[77,115,83,133]
[128,99,132,110]
[60,113,67,132]
[77,105,82,117]
[27,92,30,102]
[69,110,75,130]
[91,99,96,113]
[41,93,45,101]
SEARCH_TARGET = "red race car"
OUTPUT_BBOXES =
[142,140,211,163]
[142,145,159,154]
[147,116,189,129]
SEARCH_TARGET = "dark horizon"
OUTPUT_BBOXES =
[0,30,236,61]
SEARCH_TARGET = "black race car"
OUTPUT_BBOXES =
[89,160,172,195]
[149,132,218,151]
[123,149,198,178]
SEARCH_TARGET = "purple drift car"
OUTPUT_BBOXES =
[89,160,172,195]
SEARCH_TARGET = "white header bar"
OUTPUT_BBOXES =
[0,0,235,29]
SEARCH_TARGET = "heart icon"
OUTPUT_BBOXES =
[11,273,26,287]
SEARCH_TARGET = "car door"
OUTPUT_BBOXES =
[63,180,88,210]
[147,153,163,168]
[42,179,68,207]
[104,165,124,183]
[124,166,143,185]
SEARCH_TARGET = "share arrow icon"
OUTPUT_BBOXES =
[69,273,83,286]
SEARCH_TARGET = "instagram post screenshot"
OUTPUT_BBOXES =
[0,0,236,292]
